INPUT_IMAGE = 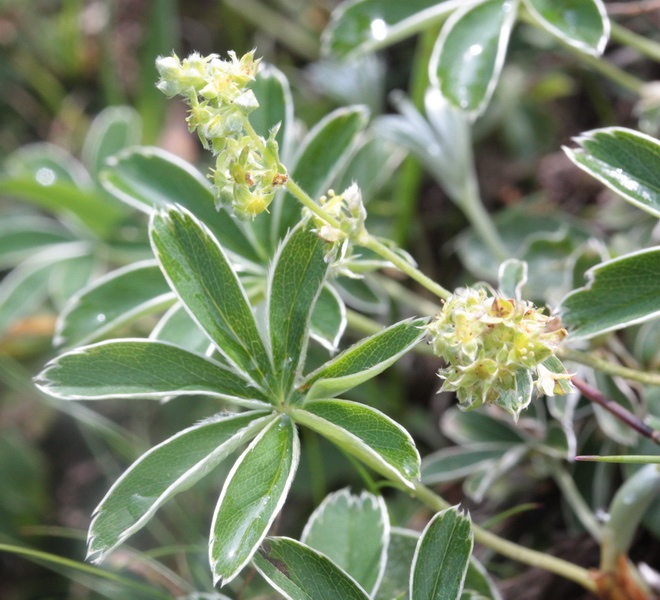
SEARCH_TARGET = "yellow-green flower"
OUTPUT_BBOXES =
[428,287,572,419]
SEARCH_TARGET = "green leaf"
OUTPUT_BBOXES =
[87,410,274,564]
[374,527,418,600]
[301,489,388,596]
[101,147,262,264]
[292,399,420,488]
[0,215,73,269]
[310,285,347,352]
[322,0,463,58]
[254,536,370,600]
[0,178,123,238]
[5,141,92,188]
[268,227,328,392]
[149,206,272,388]
[55,260,174,348]
[36,339,269,408]
[524,0,609,55]
[496,368,533,421]
[334,275,389,314]
[559,247,660,339]
[498,258,527,300]
[251,64,294,160]
[441,407,527,445]
[429,0,518,115]
[542,356,573,395]
[463,558,503,600]
[0,244,87,337]
[150,303,212,355]
[50,253,97,309]
[564,128,660,219]
[422,443,515,485]
[410,507,473,600]
[210,415,299,586]
[82,106,142,179]
[274,106,369,240]
[302,318,427,401]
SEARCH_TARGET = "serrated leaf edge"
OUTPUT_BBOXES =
[300,487,390,596]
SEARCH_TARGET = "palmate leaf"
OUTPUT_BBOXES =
[410,507,474,600]
[429,0,518,115]
[35,339,270,408]
[87,410,275,564]
[210,415,299,586]
[149,206,273,389]
[302,317,427,401]
[55,260,174,347]
[253,537,370,600]
[301,489,389,596]
[292,399,420,488]
[268,227,328,393]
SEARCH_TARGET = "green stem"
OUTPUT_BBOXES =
[519,9,644,95]
[222,0,320,60]
[458,177,509,263]
[363,236,451,300]
[393,25,440,247]
[0,543,173,600]
[548,459,602,541]
[559,346,660,386]
[611,22,660,63]
[340,315,596,590]
[283,173,452,300]
[411,481,597,593]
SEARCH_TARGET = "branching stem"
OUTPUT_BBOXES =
[411,481,598,593]
[559,347,660,387]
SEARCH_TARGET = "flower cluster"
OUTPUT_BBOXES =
[155,51,287,219]
[304,184,369,276]
[428,287,572,418]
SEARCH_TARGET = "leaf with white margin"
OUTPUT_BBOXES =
[87,410,274,564]
[149,206,272,389]
[150,303,213,355]
[429,0,519,115]
[35,339,270,409]
[301,489,388,596]
[0,243,88,337]
[524,0,609,56]
[209,415,299,586]
[410,507,473,600]
[559,247,660,339]
[292,399,420,488]
[101,146,261,264]
[301,317,427,401]
[498,258,527,300]
[253,536,370,600]
[564,127,660,219]
[322,0,464,58]
[267,227,328,393]
[55,260,174,347]
[310,285,347,352]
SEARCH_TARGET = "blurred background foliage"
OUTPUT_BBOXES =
[1,1,659,599]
